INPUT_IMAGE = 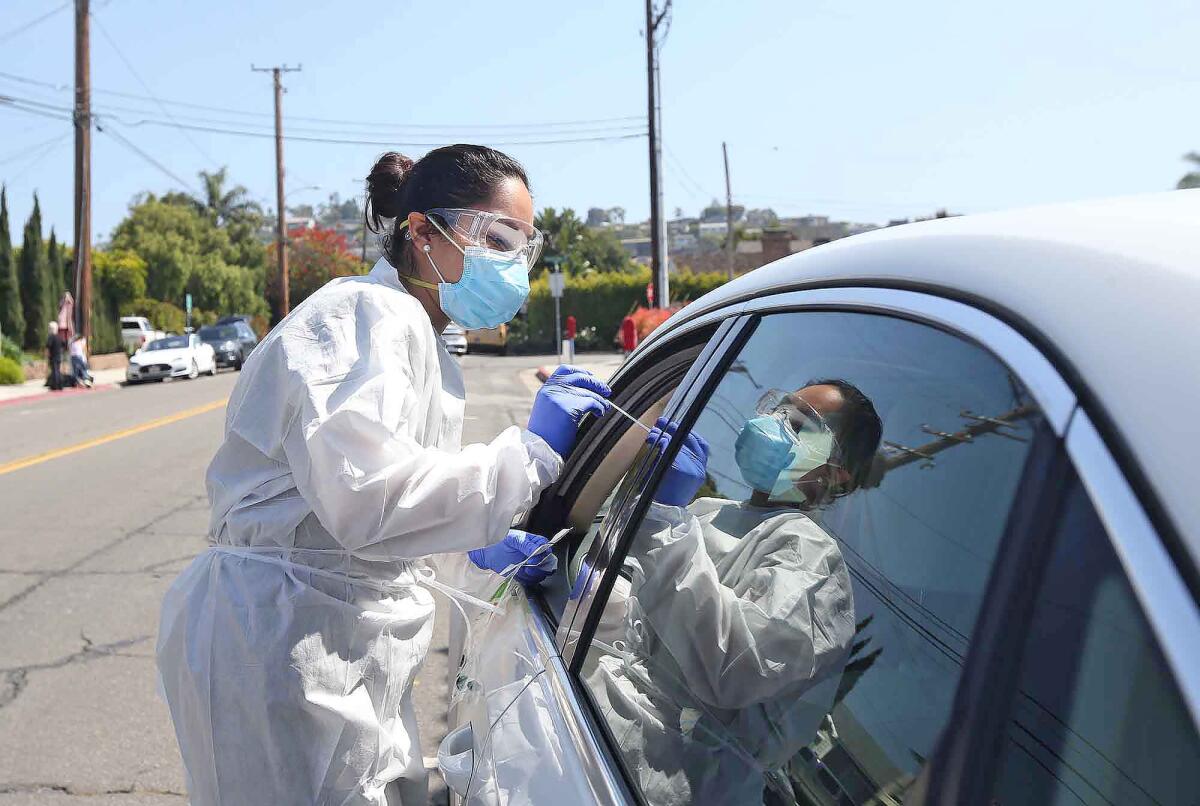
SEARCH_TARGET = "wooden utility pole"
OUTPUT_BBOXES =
[74,0,92,342]
[645,0,670,308]
[723,141,734,280]
[253,64,300,322]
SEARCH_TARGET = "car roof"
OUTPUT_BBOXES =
[652,190,1200,561]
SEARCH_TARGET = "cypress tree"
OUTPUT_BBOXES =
[0,186,22,345]
[46,228,63,325]
[19,194,47,349]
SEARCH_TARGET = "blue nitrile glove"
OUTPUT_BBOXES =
[468,529,559,586]
[647,418,711,506]
[527,365,612,457]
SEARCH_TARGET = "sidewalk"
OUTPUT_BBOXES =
[533,351,626,384]
[0,367,127,406]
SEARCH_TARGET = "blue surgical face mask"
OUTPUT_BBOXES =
[735,413,834,502]
[418,242,530,331]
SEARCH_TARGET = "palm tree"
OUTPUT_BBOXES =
[1177,152,1200,190]
[193,168,262,225]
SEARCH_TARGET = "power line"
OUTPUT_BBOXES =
[0,1,72,46]
[96,116,649,147]
[0,132,72,165]
[663,143,715,200]
[89,11,216,167]
[0,96,74,123]
[0,68,647,132]
[8,136,72,183]
[94,119,201,194]
[1,92,648,146]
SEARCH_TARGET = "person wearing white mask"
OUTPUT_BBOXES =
[585,381,882,805]
[156,144,610,805]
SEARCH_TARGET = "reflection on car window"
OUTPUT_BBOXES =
[990,480,1200,805]
[579,311,1047,804]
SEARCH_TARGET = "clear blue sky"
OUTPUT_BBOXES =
[2,0,1199,245]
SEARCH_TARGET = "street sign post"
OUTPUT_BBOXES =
[185,293,193,332]
[546,258,565,361]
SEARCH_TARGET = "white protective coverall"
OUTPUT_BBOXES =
[586,497,856,805]
[156,258,561,805]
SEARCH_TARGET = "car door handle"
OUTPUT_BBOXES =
[437,722,475,797]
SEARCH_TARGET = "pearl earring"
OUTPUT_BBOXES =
[423,244,431,252]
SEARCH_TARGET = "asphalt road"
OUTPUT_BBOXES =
[0,353,567,805]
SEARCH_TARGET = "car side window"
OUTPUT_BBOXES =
[578,310,1049,805]
[988,478,1200,805]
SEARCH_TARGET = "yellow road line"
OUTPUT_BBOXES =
[0,397,228,476]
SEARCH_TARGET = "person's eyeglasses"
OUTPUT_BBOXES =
[426,208,544,268]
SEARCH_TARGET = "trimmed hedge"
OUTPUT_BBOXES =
[518,268,727,351]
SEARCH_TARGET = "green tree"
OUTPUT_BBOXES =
[1178,152,1200,190]
[111,194,224,302]
[0,186,22,346]
[535,207,635,275]
[18,195,47,349]
[192,167,262,226]
[93,249,148,305]
[45,228,63,321]
[186,253,266,317]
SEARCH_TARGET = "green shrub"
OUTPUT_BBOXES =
[515,268,728,352]
[0,356,23,385]
[1,334,21,362]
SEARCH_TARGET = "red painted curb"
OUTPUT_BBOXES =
[0,383,117,410]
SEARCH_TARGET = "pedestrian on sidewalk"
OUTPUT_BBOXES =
[45,321,63,391]
[69,334,93,387]
[56,291,74,344]
[157,144,612,806]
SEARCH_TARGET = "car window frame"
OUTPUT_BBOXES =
[518,317,744,650]
[561,286,1097,805]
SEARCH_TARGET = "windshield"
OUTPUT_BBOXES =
[147,336,188,351]
[199,326,237,341]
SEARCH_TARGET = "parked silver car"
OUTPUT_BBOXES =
[440,192,1200,805]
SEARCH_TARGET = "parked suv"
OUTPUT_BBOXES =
[197,321,258,370]
[439,192,1200,806]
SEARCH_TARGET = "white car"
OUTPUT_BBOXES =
[442,323,468,356]
[126,334,217,383]
[440,192,1200,805]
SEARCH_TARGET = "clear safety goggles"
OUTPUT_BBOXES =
[754,388,842,468]
[426,207,544,267]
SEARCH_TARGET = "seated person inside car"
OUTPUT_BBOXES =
[585,380,882,805]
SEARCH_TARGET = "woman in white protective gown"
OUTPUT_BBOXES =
[156,145,611,805]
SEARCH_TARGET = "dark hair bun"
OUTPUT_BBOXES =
[366,151,414,224]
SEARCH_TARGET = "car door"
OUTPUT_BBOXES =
[448,287,1200,805]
